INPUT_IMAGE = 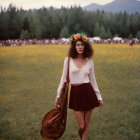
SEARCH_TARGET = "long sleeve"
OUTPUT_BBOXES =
[56,57,68,98]
[89,59,102,101]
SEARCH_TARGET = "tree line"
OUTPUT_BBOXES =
[0,3,140,40]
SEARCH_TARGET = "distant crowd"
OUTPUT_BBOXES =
[0,38,139,47]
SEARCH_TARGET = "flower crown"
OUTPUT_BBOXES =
[69,33,88,44]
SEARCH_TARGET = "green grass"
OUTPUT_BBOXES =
[0,44,140,140]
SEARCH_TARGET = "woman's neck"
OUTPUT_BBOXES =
[77,54,84,59]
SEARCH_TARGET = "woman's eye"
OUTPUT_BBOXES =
[77,44,83,46]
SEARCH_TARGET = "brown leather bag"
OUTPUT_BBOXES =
[40,57,70,140]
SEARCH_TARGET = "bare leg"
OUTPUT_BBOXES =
[82,109,93,140]
[74,110,85,140]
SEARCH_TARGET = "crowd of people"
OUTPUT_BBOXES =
[0,38,139,47]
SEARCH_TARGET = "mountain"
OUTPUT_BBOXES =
[82,3,102,11]
[82,0,140,14]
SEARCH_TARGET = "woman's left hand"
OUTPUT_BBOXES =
[99,100,103,108]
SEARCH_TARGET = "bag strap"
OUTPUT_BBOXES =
[61,56,70,111]
[66,56,70,84]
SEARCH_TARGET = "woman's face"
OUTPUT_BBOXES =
[75,40,85,54]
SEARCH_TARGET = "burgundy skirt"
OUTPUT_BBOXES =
[68,82,100,111]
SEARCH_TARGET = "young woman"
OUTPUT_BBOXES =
[55,33,103,140]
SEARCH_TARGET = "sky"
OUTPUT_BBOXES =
[0,0,115,10]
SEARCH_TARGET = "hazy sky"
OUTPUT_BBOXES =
[0,0,115,10]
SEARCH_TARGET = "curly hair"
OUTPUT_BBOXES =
[67,39,94,59]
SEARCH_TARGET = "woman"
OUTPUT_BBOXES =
[55,33,103,140]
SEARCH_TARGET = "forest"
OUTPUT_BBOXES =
[0,3,140,40]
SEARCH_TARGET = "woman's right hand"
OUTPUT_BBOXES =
[55,97,61,109]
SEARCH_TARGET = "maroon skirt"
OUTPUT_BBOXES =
[68,82,100,111]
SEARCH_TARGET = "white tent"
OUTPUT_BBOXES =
[61,38,69,42]
[92,37,101,41]
[113,37,122,41]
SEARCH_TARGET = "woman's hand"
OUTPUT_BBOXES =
[99,100,103,108]
[55,97,61,109]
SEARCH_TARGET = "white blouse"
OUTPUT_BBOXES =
[56,56,103,101]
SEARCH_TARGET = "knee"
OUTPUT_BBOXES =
[78,124,85,132]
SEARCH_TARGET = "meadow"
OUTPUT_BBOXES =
[0,44,140,140]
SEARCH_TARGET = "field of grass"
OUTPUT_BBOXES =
[0,44,140,140]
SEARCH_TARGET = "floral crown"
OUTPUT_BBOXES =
[69,33,88,44]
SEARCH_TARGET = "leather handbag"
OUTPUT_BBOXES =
[40,57,70,140]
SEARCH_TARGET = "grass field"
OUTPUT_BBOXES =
[0,44,140,140]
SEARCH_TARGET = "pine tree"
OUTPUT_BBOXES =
[99,25,107,39]
[20,30,30,40]
[136,31,140,39]
[59,27,70,38]
[94,22,100,36]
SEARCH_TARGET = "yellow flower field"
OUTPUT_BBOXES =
[0,44,140,140]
